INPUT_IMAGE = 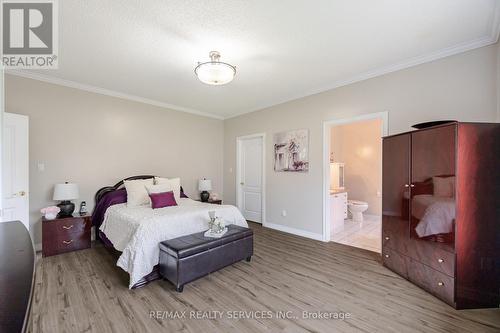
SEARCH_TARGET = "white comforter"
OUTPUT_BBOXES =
[99,198,248,288]
[413,195,455,237]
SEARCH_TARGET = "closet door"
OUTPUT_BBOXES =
[382,133,411,256]
[410,124,456,250]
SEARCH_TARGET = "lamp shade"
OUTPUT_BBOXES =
[53,183,79,201]
[198,179,212,191]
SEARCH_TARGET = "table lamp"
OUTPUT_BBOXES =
[53,182,79,217]
[198,179,212,202]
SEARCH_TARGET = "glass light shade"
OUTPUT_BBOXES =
[195,62,236,85]
[53,183,79,201]
[198,179,212,191]
[195,51,236,85]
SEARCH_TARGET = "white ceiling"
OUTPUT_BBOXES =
[9,0,500,119]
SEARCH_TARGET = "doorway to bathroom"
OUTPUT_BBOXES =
[322,112,388,253]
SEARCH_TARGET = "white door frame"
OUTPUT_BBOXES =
[322,111,388,242]
[0,66,4,214]
[236,133,266,224]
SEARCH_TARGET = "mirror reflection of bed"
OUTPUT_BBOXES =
[404,175,456,249]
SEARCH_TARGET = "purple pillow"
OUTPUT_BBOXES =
[149,191,177,209]
[92,189,127,227]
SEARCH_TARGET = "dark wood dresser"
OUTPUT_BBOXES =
[0,221,35,333]
[42,214,91,257]
[382,122,499,309]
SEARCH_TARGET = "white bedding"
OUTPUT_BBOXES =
[413,195,455,237]
[99,198,248,288]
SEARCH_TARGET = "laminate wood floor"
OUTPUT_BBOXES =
[29,223,500,333]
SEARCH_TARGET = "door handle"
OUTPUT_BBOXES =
[410,184,415,188]
[404,184,409,188]
[240,182,244,185]
[19,191,26,196]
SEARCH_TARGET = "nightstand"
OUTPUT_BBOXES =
[42,214,91,257]
[196,199,222,205]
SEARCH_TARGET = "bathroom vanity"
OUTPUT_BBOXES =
[330,190,348,233]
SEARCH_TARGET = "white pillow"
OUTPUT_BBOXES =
[433,176,455,197]
[155,177,181,201]
[124,178,154,207]
[145,183,172,195]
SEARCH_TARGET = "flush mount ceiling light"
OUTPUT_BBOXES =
[195,51,236,85]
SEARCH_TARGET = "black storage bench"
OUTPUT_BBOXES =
[159,225,253,292]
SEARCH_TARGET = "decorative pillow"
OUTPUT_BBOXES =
[146,183,172,195]
[92,188,127,228]
[155,177,181,202]
[124,178,154,207]
[433,176,455,197]
[149,191,177,209]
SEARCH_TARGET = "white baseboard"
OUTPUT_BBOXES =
[263,222,324,241]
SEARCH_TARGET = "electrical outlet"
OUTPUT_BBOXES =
[281,210,287,217]
[37,162,45,172]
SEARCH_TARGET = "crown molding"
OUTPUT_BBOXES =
[226,33,499,120]
[4,70,224,120]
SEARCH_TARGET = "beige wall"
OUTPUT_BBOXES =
[224,44,498,237]
[5,74,224,245]
[330,119,382,215]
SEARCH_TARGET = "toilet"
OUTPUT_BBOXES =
[348,200,369,222]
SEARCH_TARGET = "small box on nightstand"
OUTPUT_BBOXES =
[42,214,92,257]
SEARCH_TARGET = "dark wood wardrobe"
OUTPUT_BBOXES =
[382,122,499,309]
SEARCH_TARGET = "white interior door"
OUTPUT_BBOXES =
[2,113,29,231]
[238,136,263,223]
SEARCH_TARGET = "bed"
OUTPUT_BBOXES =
[412,194,455,237]
[402,175,456,244]
[92,175,248,289]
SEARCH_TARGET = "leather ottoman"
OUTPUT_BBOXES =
[159,225,253,292]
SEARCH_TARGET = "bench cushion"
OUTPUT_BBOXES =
[159,225,253,259]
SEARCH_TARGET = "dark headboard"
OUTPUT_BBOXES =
[94,175,156,205]
[94,175,187,205]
